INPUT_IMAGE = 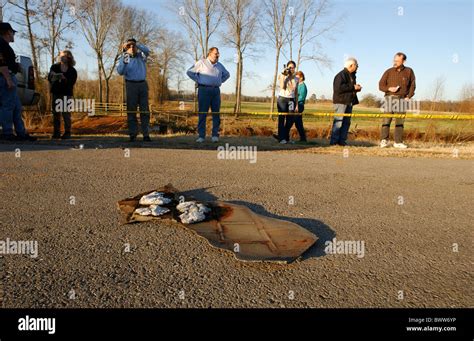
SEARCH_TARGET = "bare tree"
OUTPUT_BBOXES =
[8,0,42,83]
[112,6,163,104]
[76,0,121,103]
[283,1,297,60]
[430,76,446,111]
[294,0,336,70]
[175,0,223,59]
[221,0,259,115]
[155,29,185,104]
[127,7,162,50]
[38,0,77,66]
[260,0,290,116]
[174,0,223,111]
[458,83,473,113]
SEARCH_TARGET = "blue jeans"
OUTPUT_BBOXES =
[277,96,295,141]
[330,104,352,145]
[197,86,221,138]
[0,75,26,136]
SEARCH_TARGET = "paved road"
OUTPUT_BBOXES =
[0,139,472,308]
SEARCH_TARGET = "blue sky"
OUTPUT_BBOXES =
[7,0,474,100]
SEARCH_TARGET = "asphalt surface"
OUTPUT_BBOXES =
[0,138,472,308]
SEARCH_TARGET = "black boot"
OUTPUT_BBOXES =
[17,134,38,142]
[61,132,71,140]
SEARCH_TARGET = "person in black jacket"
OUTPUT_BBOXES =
[330,58,362,146]
[48,50,77,139]
[0,22,37,141]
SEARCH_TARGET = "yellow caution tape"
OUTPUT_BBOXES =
[151,111,473,120]
[91,103,473,120]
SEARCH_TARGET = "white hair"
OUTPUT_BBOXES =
[344,57,358,69]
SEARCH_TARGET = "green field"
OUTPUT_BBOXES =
[215,101,473,136]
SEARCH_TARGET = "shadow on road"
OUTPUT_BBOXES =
[180,186,335,261]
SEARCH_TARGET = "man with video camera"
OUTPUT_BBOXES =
[117,38,151,142]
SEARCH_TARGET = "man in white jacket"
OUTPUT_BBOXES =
[187,47,230,143]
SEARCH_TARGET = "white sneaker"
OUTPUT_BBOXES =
[211,136,219,143]
[380,139,389,148]
[393,142,408,149]
[196,137,205,143]
[280,139,288,144]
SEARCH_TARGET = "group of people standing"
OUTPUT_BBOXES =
[0,22,77,141]
[1,21,416,148]
[274,61,308,144]
[273,52,416,148]
[329,52,416,148]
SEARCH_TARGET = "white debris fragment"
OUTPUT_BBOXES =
[196,203,211,214]
[179,211,205,224]
[176,201,196,212]
[150,205,170,217]
[134,207,152,216]
[139,191,172,205]
[176,201,210,224]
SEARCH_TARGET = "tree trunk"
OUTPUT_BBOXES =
[97,59,103,103]
[193,49,198,113]
[160,69,167,104]
[270,49,281,119]
[237,51,243,116]
[105,78,110,105]
[296,10,306,71]
[24,0,40,86]
[234,50,243,116]
[50,13,56,67]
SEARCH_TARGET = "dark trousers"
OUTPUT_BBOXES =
[284,115,306,141]
[284,101,306,141]
[277,96,295,141]
[52,95,72,135]
[126,81,150,137]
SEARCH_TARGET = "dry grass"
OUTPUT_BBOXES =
[22,109,474,159]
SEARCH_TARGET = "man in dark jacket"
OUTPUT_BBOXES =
[330,58,362,146]
[378,52,416,149]
[0,23,37,141]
